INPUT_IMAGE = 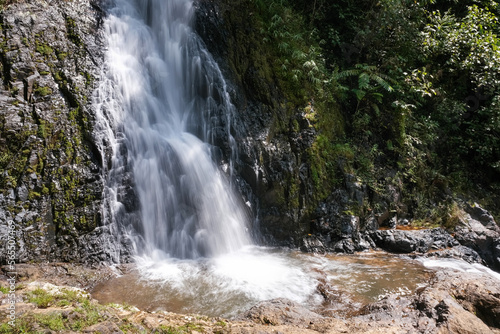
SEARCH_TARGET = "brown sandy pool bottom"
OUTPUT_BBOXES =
[91,247,435,318]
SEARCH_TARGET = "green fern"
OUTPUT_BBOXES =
[334,63,394,103]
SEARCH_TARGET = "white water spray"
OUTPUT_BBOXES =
[93,0,250,259]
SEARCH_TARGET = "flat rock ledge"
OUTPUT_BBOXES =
[1,262,500,333]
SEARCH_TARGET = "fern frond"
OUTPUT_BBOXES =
[334,69,361,80]
[292,50,307,60]
[358,73,370,90]
[371,103,381,116]
[371,74,394,92]
[353,89,366,101]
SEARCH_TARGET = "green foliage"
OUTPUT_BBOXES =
[271,0,500,222]
[65,17,82,46]
[35,44,53,56]
[334,63,396,136]
[11,287,104,334]
[215,320,227,327]
[71,299,103,330]
[58,288,89,305]
[34,313,65,331]
[422,5,500,88]
[416,3,500,175]
[27,287,89,309]
[261,0,328,102]
[157,325,189,334]
[0,323,12,334]
[34,86,52,96]
[41,186,49,195]
[37,121,47,138]
[156,322,206,334]
[308,135,351,201]
[27,288,55,308]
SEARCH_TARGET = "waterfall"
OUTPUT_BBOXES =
[93,0,251,260]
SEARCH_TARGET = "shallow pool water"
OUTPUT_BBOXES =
[92,247,437,318]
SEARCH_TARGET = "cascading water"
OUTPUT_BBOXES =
[94,0,251,260]
[91,0,325,316]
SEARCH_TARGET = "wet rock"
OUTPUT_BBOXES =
[370,228,458,254]
[15,184,29,202]
[363,214,379,232]
[345,174,365,208]
[0,0,130,264]
[494,239,500,268]
[423,245,484,264]
[194,0,319,246]
[301,189,371,253]
[332,238,357,253]
[453,205,500,270]
[300,236,326,253]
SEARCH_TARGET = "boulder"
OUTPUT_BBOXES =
[423,245,484,264]
[242,298,323,328]
[83,321,123,334]
[369,228,458,254]
[454,204,500,270]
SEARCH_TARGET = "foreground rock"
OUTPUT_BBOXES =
[412,270,500,333]
[2,262,500,333]
[242,298,324,327]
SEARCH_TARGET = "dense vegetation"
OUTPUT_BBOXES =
[251,0,500,224]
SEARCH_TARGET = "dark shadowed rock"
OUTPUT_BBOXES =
[453,205,500,270]
[423,245,484,264]
[194,0,324,246]
[369,228,459,254]
[300,235,326,253]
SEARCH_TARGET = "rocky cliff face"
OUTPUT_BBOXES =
[194,0,377,248]
[195,0,320,246]
[0,0,130,264]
